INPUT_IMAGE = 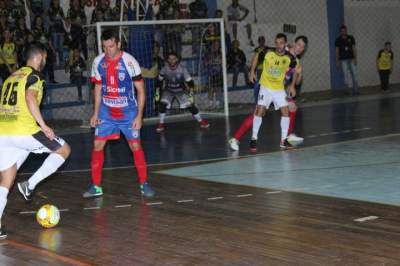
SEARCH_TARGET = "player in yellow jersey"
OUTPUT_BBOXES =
[0,43,70,239]
[249,33,297,151]
[377,41,394,91]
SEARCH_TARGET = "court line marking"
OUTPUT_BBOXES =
[266,191,282,194]
[146,202,163,206]
[115,204,132,208]
[177,199,194,203]
[236,194,253,198]
[59,209,69,212]
[354,216,379,222]
[83,206,101,210]
[207,197,224,201]
[20,129,398,178]
[19,211,36,215]
[6,239,92,266]
[306,128,371,138]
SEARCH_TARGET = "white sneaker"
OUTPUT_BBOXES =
[228,137,240,151]
[287,133,304,144]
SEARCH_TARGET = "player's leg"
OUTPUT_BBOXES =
[0,164,17,239]
[273,91,293,149]
[156,91,172,132]
[16,133,70,201]
[245,23,254,46]
[179,93,210,128]
[249,87,271,152]
[287,99,304,144]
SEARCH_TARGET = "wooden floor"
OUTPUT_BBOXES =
[2,93,400,265]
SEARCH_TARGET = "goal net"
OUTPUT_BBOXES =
[95,18,229,119]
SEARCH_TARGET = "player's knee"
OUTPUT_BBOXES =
[288,103,297,112]
[56,143,71,159]
[159,102,167,113]
[93,140,106,151]
[130,141,142,151]
[187,105,199,115]
[281,106,289,116]
[255,106,266,117]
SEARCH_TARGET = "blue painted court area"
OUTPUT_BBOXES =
[159,134,400,206]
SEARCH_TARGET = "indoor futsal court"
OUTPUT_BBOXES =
[1,91,400,265]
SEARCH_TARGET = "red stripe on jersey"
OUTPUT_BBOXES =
[91,77,102,84]
[106,52,124,119]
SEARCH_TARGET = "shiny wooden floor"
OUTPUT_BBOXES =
[3,91,400,265]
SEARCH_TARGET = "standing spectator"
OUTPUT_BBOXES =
[67,48,85,101]
[203,23,221,53]
[67,0,87,58]
[30,0,44,17]
[227,0,253,46]
[47,0,65,65]
[377,41,394,92]
[0,1,6,17]
[335,25,359,95]
[32,16,57,83]
[0,29,17,82]
[189,0,208,56]
[159,1,183,58]
[205,41,223,108]
[227,40,250,90]
[91,0,112,23]
[215,9,231,53]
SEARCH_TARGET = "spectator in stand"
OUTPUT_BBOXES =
[205,41,223,108]
[6,0,26,30]
[67,0,87,59]
[227,40,250,90]
[189,0,208,56]
[30,0,44,17]
[0,29,17,82]
[0,14,9,39]
[203,23,221,53]
[14,17,31,64]
[159,0,183,58]
[0,1,6,18]
[377,41,394,92]
[32,15,57,83]
[215,9,231,53]
[47,0,66,65]
[67,48,85,102]
[227,0,254,46]
[91,0,112,23]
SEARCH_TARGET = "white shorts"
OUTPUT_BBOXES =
[161,91,193,109]
[0,132,65,171]
[257,86,288,110]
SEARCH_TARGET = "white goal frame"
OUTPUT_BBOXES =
[95,18,229,117]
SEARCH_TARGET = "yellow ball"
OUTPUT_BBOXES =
[36,204,60,228]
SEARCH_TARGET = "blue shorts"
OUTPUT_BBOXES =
[95,119,140,142]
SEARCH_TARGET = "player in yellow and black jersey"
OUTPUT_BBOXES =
[0,43,70,239]
[377,41,394,91]
[249,33,298,151]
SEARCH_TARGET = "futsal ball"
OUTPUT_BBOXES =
[36,204,60,228]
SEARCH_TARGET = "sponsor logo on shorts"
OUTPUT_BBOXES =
[132,130,139,139]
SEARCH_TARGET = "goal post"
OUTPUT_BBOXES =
[95,18,229,118]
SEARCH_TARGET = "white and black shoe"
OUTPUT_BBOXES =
[17,181,33,201]
[0,227,7,240]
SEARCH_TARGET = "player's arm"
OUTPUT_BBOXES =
[25,75,55,140]
[249,52,259,83]
[287,57,298,97]
[91,83,102,127]
[133,78,145,130]
[294,65,303,85]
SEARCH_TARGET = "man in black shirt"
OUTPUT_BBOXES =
[227,40,250,90]
[335,25,359,95]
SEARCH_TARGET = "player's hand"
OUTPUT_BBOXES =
[41,124,55,140]
[132,116,142,130]
[289,86,296,98]
[90,115,101,128]
[249,71,256,83]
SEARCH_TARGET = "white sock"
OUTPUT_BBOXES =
[252,116,262,140]
[28,153,65,190]
[193,113,202,122]
[281,116,290,141]
[0,186,9,222]
[159,113,166,124]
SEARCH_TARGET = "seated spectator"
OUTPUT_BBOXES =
[215,9,232,53]
[0,29,17,82]
[14,17,31,64]
[0,1,6,18]
[67,0,87,59]
[30,0,44,17]
[91,0,112,23]
[66,48,85,101]
[203,23,221,53]
[47,0,66,65]
[159,0,183,58]
[227,40,250,90]
[7,0,26,30]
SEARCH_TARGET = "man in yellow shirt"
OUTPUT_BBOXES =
[377,41,394,91]
[0,43,70,239]
[249,33,297,151]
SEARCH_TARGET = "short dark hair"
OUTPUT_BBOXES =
[167,52,179,59]
[385,41,391,46]
[276,33,287,42]
[25,42,46,61]
[340,25,347,31]
[295,35,308,45]
[101,28,120,43]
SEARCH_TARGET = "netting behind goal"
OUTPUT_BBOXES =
[96,18,229,119]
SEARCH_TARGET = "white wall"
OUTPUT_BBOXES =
[217,0,331,93]
[344,0,400,86]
